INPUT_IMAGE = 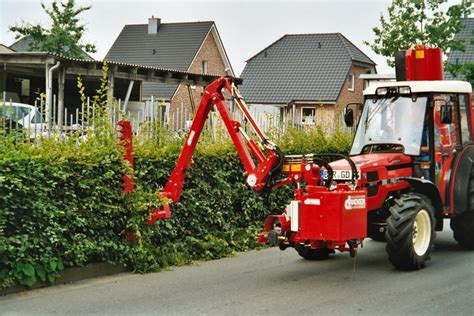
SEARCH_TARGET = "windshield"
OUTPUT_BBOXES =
[31,110,43,124]
[0,106,31,121]
[0,105,43,124]
[350,95,428,156]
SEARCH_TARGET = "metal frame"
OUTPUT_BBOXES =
[148,77,282,223]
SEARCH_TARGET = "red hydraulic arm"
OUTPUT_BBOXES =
[148,77,284,224]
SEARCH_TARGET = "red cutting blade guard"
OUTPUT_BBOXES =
[147,203,171,225]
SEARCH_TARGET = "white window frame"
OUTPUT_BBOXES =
[348,74,355,91]
[202,60,209,74]
[301,106,316,125]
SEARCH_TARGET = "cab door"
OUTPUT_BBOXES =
[432,94,460,205]
[434,93,473,213]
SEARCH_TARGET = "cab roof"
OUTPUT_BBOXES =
[363,80,472,95]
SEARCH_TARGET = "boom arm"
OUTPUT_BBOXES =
[148,77,283,224]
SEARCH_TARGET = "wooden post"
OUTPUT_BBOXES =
[107,67,115,123]
[292,103,296,128]
[187,85,196,115]
[0,63,6,95]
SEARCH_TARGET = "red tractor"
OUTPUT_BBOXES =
[149,46,473,270]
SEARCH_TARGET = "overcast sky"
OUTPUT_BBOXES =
[0,0,469,76]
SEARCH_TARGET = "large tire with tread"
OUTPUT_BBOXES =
[450,170,474,249]
[295,245,333,260]
[451,212,474,249]
[385,193,435,270]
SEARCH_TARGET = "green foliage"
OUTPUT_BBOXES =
[277,127,352,155]
[0,136,128,286]
[366,0,472,67]
[447,61,474,85]
[1,72,352,289]
[9,0,96,58]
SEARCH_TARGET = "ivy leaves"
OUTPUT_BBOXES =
[11,259,64,287]
[1,123,352,289]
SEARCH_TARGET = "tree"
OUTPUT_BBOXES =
[9,0,96,58]
[448,61,474,84]
[366,0,472,67]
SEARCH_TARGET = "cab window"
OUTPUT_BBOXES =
[459,94,471,145]
[433,94,461,152]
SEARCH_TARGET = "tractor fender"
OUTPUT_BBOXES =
[400,177,444,231]
[450,145,474,215]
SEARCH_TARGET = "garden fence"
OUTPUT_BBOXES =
[0,93,353,143]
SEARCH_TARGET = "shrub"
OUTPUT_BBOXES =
[0,123,352,288]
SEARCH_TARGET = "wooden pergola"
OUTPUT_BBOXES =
[0,52,241,130]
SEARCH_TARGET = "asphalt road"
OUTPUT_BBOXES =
[1,220,473,316]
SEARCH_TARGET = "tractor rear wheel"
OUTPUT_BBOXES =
[385,193,435,270]
[295,245,333,260]
[451,212,474,249]
[450,171,474,249]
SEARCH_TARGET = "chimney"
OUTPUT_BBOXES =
[148,16,161,35]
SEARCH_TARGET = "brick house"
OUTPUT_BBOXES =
[106,17,234,128]
[240,33,376,129]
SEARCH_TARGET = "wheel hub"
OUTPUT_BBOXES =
[412,209,431,256]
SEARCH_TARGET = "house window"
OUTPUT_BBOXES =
[301,107,316,125]
[21,79,30,96]
[202,60,208,74]
[348,74,355,91]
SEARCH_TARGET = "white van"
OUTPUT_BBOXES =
[0,102,46,138]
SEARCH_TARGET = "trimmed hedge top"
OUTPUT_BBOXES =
[0,128,351,288]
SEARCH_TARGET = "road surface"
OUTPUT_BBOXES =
[1,220,473,315]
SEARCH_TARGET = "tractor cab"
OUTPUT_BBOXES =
[348,80,472,186]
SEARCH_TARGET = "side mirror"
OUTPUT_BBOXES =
[344,108,354,127]
[440,103,452,124]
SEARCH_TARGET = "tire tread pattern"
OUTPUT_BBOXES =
[385,193,435,270]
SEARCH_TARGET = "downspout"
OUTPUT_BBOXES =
[47,61,60,137]
[291,102,296,128]
[122,80,135,113]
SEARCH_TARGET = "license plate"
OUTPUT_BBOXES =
[320,169,353,180]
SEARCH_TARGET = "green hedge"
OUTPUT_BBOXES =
[0,128,351,288]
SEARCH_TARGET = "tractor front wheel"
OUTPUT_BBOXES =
[295,245,333,260]
[385,193,435,270]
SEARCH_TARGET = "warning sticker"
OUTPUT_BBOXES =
[415,50,425,59]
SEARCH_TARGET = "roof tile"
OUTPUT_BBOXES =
[240,33,374,104]
[445,18,474,80]
[106,21,214,100]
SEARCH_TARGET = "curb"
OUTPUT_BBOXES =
[1,263,127,296]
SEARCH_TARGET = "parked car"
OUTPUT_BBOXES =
[0,102,46,138]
